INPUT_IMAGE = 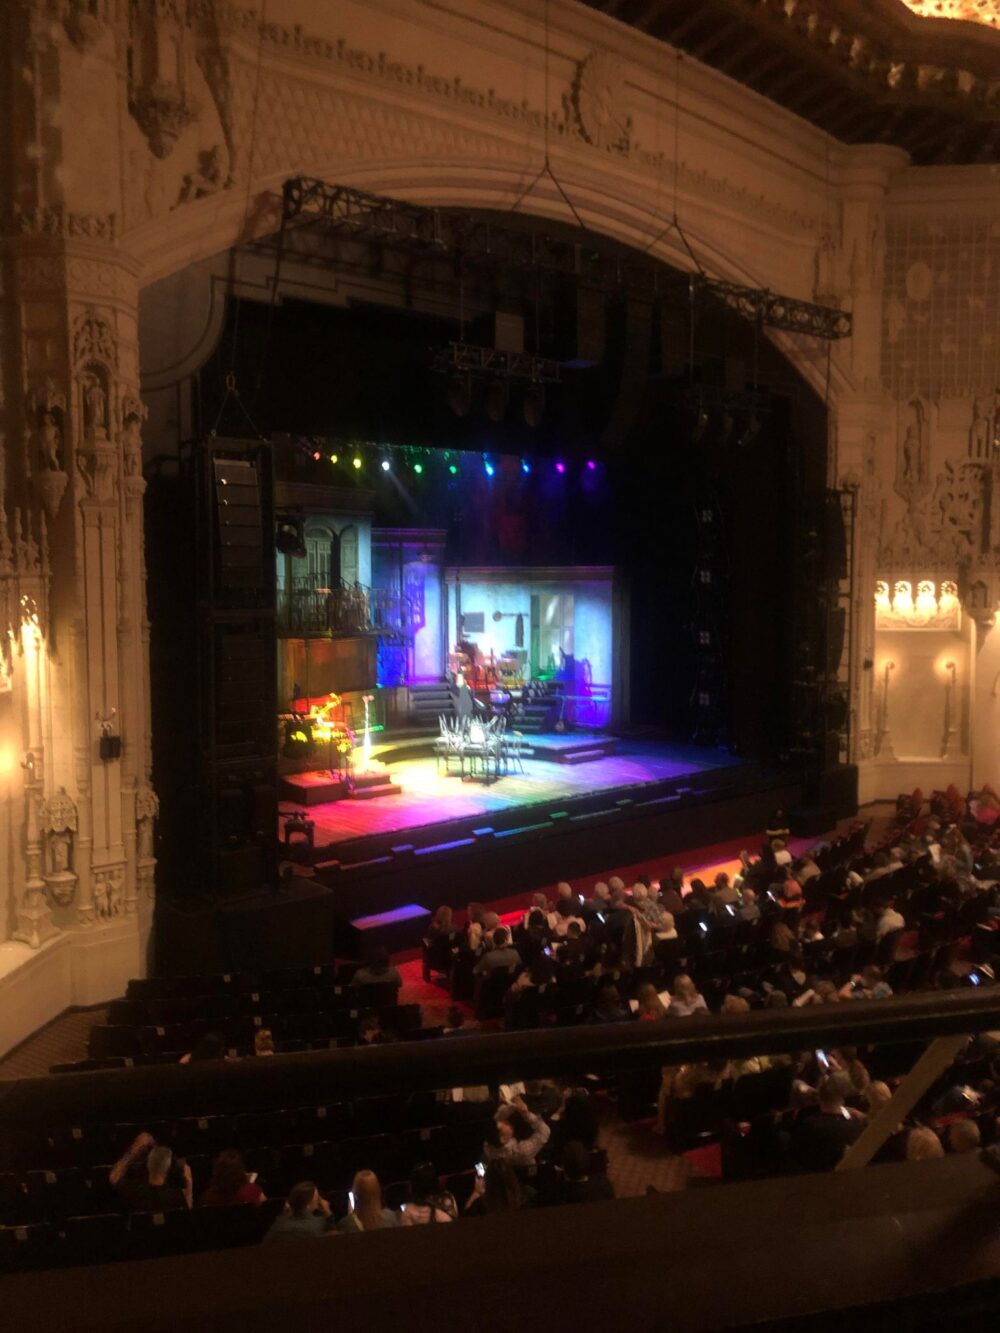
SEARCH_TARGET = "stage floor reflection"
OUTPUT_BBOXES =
[279,736,742,848]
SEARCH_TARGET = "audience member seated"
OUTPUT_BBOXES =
[400,1164,457,1224]
[199,1151,266,1207]
[668,974,708,1017]
[840,965,893,1000]
[737,887,760,923]
[552,898,586,938]
[473,927,521,975]
[905,1127,945,1162]
[538,1141,615,1208]
[588,982,632,1024]
[486,1097,551,1168]
[337,1170,400,1232]
[635,982,668,1021]
[179,1031,228,1064]
[790,1076,862,1172]
[947,1118,981,1155]
[464,1160,534,1215]
[351,946,403,991]
[262,1182,333,1242]
[111,1134,193,1211]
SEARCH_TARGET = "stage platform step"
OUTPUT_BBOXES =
[348,781,403,800]
[279,772,349,806]
[280,766,400,806]
[556,747,614,765]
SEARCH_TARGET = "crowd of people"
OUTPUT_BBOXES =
[105,1082,614,1242]
[8,792,1000,1271]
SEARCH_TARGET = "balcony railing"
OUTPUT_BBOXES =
[277,578,414,637]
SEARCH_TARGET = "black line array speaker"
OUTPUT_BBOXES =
[213,458,265,592]
[201,442,277,897]
[558,284,606,368]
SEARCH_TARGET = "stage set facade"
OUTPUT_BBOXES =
[1,0,999,1052]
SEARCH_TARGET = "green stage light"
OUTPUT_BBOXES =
[329,453,338,464]
[449,463,458,475]
[414,462,423,474]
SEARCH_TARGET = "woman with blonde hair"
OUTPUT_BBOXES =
[668,973,708,1017]
[905,1127,944,1162]
[337,1169,400,1233]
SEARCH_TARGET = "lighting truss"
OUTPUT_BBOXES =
[277,178,852,342]
[433,341,562,384]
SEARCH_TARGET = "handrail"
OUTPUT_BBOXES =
[3,988,998,1128]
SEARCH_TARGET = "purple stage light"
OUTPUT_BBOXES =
[586,459,597,471]
[555,460,566,474]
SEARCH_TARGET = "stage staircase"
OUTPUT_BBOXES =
[408,681,453,727]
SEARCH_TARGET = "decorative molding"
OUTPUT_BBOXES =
[72,308,118,370]
[5,206,117,243]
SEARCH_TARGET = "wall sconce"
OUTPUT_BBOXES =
[97,708,121,762]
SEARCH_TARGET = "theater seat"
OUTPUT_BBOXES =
[125,1208,197,1261]
[62,1213,128,1267]
[0,1223,60,1273]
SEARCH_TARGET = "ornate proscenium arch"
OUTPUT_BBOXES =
[272,178,853,343]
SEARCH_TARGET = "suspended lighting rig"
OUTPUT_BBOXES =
[272,177,852,343]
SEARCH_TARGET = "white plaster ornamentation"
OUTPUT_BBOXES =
[135,783,159,903]
[571,52,632,154]
[39,786,79,909]
[93,865,125,920]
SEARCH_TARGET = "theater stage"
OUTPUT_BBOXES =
[280,735,739,850]
[276,734,803,928]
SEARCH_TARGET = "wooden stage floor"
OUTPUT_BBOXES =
[279,737,741,849]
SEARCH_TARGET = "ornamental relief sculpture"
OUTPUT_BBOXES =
[880,397,1000,638]
[39,787,79,909]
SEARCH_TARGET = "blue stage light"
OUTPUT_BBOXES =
[520,458,532,474]
[483,457,495,477]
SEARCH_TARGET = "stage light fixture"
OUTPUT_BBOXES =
[311,449,321,461]
[381,458,391,472]
[483,457,496,477]
[520,458,532,475]
[555,460,566,475]
[413,462,423,474]
[449,463,458,475]
[329,453,339,465]
[352,456,363,469]
[586,459,597,471]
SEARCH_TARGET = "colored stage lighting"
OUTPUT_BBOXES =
[329,453,339,465]
[413,462,423,474]
[520,458,532,475]
[449,463,458,475]
[352,456,363,470]
[311,449,321,461]
[380,459,391,472]
[555,460,566,474]
[483,457,495,477]
[586,459,596,471]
